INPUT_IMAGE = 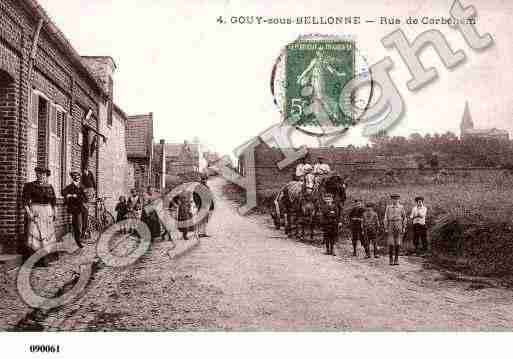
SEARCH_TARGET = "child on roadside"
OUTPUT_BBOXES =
[115,195,129,234]
[410,196,428,255]
[320,193,341,256]
[363,203,381,259]
[349,199,366,257]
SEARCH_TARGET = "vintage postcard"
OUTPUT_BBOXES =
[1,0,513,357]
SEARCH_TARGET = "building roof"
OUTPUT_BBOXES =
[22,0,108,98]
[162,142,199,158]
[126,113,153,158]
[113,103,128,121]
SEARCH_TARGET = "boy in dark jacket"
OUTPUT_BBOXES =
[363,203,381,258]
[320,193,341,256]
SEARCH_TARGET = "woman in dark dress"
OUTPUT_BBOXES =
[173,192,193,240]
[142,186,161,240]
[22,166,57,254]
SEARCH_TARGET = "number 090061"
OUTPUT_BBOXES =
[29,345,60,353]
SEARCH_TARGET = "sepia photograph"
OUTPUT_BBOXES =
[1,0,513,357]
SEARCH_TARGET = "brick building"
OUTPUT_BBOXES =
[152,140,208,192]
[126,113,154,190]
[0,0,141,254]
[82,56,133,213]
[0,0,109,253]
[160,141,206,176]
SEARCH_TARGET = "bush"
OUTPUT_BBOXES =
[430,213,513,277]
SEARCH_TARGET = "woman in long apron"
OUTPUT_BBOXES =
[22,166,57,264]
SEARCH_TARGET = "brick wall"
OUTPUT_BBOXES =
[0,71,19,252]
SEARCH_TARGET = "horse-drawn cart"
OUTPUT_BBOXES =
[271,173,347,240]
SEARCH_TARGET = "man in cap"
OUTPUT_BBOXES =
[384,194,407,265]
[320,192,341,255]
[410,196,428,255]
[348,199,366,257]
[62,171,88,248]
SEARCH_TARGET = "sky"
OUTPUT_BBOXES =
[38,0,513,156]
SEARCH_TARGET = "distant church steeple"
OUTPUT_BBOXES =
[460,101,474,136]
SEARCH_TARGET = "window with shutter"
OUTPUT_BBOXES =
[26,91,39,181]
[65,114,73,186]
[48,105,65,196]
[56,110,64,139]
[50,104,56,135]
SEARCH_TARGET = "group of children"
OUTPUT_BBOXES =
[114,187,155,235]
[113,180,215,241]
[320,193,428,265]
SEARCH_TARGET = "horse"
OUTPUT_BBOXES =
[271,181,303,235]
[298,187,316,240]
[272,173,347,238]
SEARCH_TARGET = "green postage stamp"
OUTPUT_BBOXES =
[285,39,355,130]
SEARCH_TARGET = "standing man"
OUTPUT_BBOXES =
[348,199,366,257]
[363,203,381,258]
[81,162,96,238]
[410,196,428,255]
[81,162,96,201]
[384,194,407,265]
[62,171,88,248]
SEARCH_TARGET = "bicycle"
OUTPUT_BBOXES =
[85,197,115,242]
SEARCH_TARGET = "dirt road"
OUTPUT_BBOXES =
[161,177,513,330]
[25,176,513,331]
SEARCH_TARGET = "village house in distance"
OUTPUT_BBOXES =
[152,139,208,191]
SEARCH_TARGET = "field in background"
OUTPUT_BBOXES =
[226,178,513,280]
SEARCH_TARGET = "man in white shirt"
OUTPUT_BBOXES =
[313,157,331,175]
[295,157,309,181]
[410,196,428,255]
